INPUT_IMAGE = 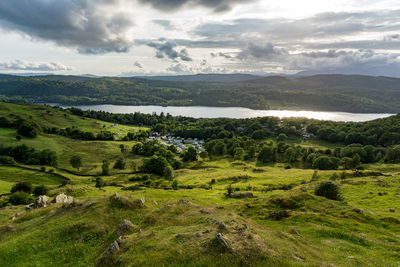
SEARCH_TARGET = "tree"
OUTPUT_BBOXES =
[257,143,277,163]
[33,185,48,197]
[233,147,245,161]
[11,182,33,194]
[199,150,209,160]
[163,166,174,179]
[182,147,198,162]
[141,156,169,175]
[277,133,287,142]
[283,147,296,163]
[119,144,127,153]
[315,181,343,201]
[226,184,233,196]
[313,156,338,170]
[341,157,354,169]
[113,157,126,170]
[9,192,33,205]
[17,123,38,138]
[95,177,105,188]
[172,179,178,189]
[70,155,82,171]
[213,141,227,156]
[102,160,110,175]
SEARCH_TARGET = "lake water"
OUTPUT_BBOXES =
[52,104,395,122]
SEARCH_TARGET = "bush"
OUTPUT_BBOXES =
[113,157,126,170]
[141,156,169,175]
[17,123,38,138]
[33,185,48,197]
[315,181,343,201]
[95,177,106,188]
[313,156,338,170]
[163,166,174,179]
[0,155,16,164]
[9,192,33,205]
[11,182,33,194]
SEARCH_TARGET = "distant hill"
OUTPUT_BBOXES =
[135,73,261,83]
[1,74,400,113]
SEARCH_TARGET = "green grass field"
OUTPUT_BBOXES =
[0,102,399,266]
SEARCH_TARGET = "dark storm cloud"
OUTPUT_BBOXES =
[0,0,134,54]
[138,0,256,13]
[145,39,192,61]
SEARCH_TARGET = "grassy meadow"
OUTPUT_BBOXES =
[0,102,399,266]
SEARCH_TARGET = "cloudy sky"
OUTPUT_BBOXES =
[0,0,399,76]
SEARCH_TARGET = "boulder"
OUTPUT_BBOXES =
[216,233,230,250]
[103,240,120,255]
[178,199,192,205]
[116,219,134,236]
[35,195,49,208]
[54,193,74,204]
[110,193,121,201]
[25,203,34,211]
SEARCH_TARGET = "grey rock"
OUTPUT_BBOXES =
[35,195,49,208]
[110,193,121,201]
[116,219,134,236]
[103,240,120,255]
[54,193,74,204]
[216,233,230,250]
[178,199,192,205]
[25,203,34,211]
[217,221,227,230]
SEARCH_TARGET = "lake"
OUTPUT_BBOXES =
[52,104,395,122]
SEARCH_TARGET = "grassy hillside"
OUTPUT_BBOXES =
[1,74,400,112]
[0,103,399,266]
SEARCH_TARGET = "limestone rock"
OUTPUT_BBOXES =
[103,240,120,255]
[216,233,230,250]
[54,193,74,204]
[178,199,192,205]
[116,219,134,236]
[35,195,49,208]
[110,193,121,201]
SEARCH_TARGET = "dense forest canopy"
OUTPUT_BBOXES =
[1,74,400,113]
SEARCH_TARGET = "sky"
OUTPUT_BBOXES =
[0,0,399,77]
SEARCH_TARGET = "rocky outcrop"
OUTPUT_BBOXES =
[53,193,74,204]
[116,219,134,236]
[35,195,49,208]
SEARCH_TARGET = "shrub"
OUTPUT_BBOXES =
[313,156,338,170]
[9,192,33,205]
[315,181,343,201]
[17,123,38,138]
[11,182,33,194]
[163,166,174,179]
[172,180,178,189]
[95,177,106,188]
[0,156,16,164]
[33,185,48,197]
[113,157,126,170]
[141,156,169,175]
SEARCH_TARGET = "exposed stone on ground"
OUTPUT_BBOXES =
[25,203,34,211]
[116,219,134,236]
[103,240,120,255]
[35,195,49,208]
[53,193,74,204]
[268,210,290,221]
[389,208,395,212]
[110,193,121,201]
[215,233,230,250]
[178,199,192,205]
[217,221,227,230]
[352,208,363,214]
